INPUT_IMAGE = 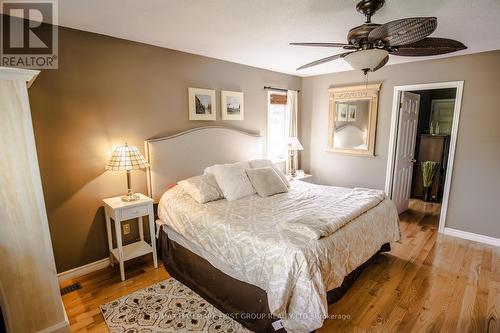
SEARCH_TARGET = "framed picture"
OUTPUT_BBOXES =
[337,103,348,121]
[188,88,216,121]
[348,104,357,121]
[221,91,244,120]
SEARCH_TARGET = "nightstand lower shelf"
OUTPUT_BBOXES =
[110,241,153,262]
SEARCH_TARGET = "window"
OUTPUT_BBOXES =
[267,92,288,160]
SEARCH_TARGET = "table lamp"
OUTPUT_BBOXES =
[106,143,149,201]
[287,137,303,176]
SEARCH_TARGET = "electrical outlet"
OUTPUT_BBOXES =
[123,223,130,235]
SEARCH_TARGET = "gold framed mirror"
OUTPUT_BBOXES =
[327,83,381,156]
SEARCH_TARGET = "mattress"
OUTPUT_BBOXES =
[158,223,249,283]
[157,180,400,333]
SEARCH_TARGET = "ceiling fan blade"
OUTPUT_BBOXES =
[297,52,354,70]
[390,37,467,56]
[290,42,356,49]
[371,55,389,72]
[368,17,437,46]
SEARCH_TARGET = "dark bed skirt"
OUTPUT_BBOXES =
[159,228,390,333]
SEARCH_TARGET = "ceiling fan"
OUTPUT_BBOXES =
[291,0,467,74]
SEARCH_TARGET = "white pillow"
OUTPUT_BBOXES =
[201,170,224,196]
[178,175,223,203]
[248,159,290,188]
[205,161,256,201]
[246,167,288,197]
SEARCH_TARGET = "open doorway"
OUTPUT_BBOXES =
[385,82,464,233]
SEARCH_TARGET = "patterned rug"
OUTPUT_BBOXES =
[100,278,252,333]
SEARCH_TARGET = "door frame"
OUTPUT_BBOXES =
[385,81,464,233]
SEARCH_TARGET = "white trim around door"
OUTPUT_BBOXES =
[385,81,464,234]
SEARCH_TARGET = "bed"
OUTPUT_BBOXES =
[145,126,400,333]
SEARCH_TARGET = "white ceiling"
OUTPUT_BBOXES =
[54,0,500,76]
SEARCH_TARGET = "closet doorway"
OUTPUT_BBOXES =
[385,81,464,233]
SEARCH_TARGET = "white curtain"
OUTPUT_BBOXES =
[285,90,299,173]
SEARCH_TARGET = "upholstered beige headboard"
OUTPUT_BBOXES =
[144,126,263,202]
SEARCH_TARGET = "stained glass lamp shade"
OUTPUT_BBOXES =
[287,137,304,151]
[106,143,149,201]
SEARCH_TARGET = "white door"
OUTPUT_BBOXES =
[392,92,420,214]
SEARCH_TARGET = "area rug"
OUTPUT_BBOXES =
[100,278,252,333]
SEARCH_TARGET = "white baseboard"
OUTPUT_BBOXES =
[443,227,500,247]
[58,258,110,283]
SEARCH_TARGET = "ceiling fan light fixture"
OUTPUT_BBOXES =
[344,49,388,71]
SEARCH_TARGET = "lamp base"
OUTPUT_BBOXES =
[287,169,297,177]
[287,150,297,177]
[121,193,140,202]
[122,172,140,201]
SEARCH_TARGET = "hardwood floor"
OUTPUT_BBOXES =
[61,199,499,332]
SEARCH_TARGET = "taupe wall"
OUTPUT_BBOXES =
[29,27,300,272]
[301,50,500,239]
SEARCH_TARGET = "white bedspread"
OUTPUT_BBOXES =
[281,187,386,240]
[158,181,400,333]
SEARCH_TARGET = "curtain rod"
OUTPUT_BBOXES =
[264,86,300,93]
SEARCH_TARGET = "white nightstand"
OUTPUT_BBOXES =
[288,173,312,182]
[103,193,158,281]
